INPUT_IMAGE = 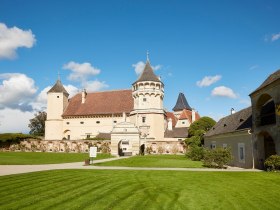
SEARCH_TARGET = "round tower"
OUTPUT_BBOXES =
[45,79,69,140]
[130,56,165,141]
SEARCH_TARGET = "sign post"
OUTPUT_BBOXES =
[89,147,97,164]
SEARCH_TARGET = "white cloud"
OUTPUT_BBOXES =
[63,61,101,82]
[84,80,109,92]
[196,75,222,87]
[132,61,161,75]
[271,32,280,42]
[0,108,34,133]
[32,84,79,111]
[0,73,37,111]
[211,86,237,99]
[0,23,36,59]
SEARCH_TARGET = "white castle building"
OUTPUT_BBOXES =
[45,58,200,156]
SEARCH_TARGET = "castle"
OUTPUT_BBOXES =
[45,58,200,156]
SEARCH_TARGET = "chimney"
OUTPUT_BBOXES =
[192,108,196,123]
[168,118,173,131]
[231,108,235,115]
[82,89,87,104]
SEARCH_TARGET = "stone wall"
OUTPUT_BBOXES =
[1,140,111,153]
[145,141,185,154]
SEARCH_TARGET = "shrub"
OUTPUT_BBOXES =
[264,155,280,171]
[145,146,153,154]
[185,136,201,148]
[203,148,232,168]
[157,146,164,154]
[100,144,110,153]
[0,133,38,143]
[186,146,205,161]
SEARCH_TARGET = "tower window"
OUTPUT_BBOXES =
[114,121,117,124]
[66,122,70,125]
[143,98,147,102]
[57,96,59,98]
[96,121,100,124]
[80,121,84,124]
[142,117,146,123]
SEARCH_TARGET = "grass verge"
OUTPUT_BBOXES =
[0,170,279,210]
[94,155,203,168]
[0,152,112,165]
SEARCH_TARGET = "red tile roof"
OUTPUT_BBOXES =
[62,89,133,117]
[166,112,177,127]
[178,109,200,123]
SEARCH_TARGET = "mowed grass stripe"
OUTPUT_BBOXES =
[38,174,133,210]
[22,179,109,210]
[71,178,142,209]
[0,173,91,207]
[1,170,280,210]
[0,172,77,193]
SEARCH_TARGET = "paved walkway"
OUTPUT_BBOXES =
[0,157,261,176]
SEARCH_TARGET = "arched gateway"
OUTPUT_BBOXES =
[111,121,141,156]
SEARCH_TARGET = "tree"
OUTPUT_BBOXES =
[188,117,216,137]
[28,111,47,136]
[185,116,216,160]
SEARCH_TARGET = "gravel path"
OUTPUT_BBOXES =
[0,157,261,176]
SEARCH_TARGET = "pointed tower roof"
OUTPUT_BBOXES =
[172,93,192,111]
[134,60,161,84]
[47,79,69,96]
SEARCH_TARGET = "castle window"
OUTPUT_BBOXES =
[114,121,117,124]
[80,121,84,124]
[96,121,100,124]
[142,117,146,123]
[238,143,245,162]
[66,122,70,125]
[57,96,59,98]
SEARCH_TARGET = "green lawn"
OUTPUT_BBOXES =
[0,170,279,210]
[0,152,112,165]
[94,154,203,168]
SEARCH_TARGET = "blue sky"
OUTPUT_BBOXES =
[0,0,280,133]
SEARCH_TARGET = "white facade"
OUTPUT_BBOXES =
[45,59,197,155]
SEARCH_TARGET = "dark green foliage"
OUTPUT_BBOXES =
[0,133,37,143]
[28,111,47,136]
[203,148,232,168]
[188,116,216,137]
[186,146,205,161]
[185,135,201,147]
[265,155,280,171]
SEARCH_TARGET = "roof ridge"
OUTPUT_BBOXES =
[84,89,131,94]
